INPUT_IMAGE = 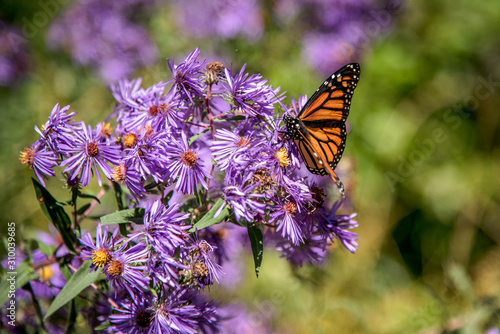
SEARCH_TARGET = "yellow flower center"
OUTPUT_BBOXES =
[38,266,53,281]
[92,248,112,267]
[123,133,137,148]
[100,122,113,138]
[275,147,290,167]
[237,136,250,148]
[111,164,127,183]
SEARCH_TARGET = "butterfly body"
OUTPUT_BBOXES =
[285,63,360,197]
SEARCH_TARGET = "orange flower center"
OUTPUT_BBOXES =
[283,202,297,215]
[86,141,99,157]
[123,133,137,148]
[106,259,124,277]
[112,164,127,183]
[181,150,197,167]
[19,147,35,166]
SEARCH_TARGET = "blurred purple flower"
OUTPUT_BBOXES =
[47,0,157,83]
[0,21,30,86]
[276,229,328,266]
[172,0,264,41]
[321,201,359,253]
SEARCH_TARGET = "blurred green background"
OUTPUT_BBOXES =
[1,0,500,332]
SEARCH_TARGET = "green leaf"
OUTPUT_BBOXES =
[213,115,246,122]
[65,298,77,334]
[100,208,145,225]
[32,178,76,253]
[94,322,111,331]
[112,181,125,210]
[76,203,91,215]
[77,192,101,204]
[189,199,230,232]
[44,261,101,320]
[35,240,56,258]
[0,260,37,306]
[188,128,210,145]
[247,222,264,278]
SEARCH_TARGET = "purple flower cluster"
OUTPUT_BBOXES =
[275,0,399,75]
[21,49,358,332]
[0,20,30,86]
[47,0,158,83]
[171,0,264,41]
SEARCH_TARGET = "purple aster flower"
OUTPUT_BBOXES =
[315,201,358,252]
[167,48,206,101]
[299,0,392,75]
[79,223,120,272]
[28,249,67,299]
[181,236,224,286]
[111,77,148,120]
[151,289,200,334]
[322,202,359,253]
[276,229,328,266]
[59,121,121,186]
[122,125,170,182]
[0,21,30,86]
[172,0,263,41]
[111,161,145,200]
[34,103,77,155]
[113,78,184,133]
[218,303,273,334]
[133,200,190,255]
[47,0,158,83]
[104,243,150,297]
[109,298,154,334]
[211,128,254,171]
[164,132,211,195]
[224,64,282,117]
[193,299,219,333]
[222,177,266,223]
[269,198,304,245]
[19,143,58,187]
[279,175,314,212]
[147,251,185,289]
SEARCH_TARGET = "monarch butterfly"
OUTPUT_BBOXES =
[284,63,360,199]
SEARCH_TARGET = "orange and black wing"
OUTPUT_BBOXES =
[298,63,360,123]
[296,63,360,174]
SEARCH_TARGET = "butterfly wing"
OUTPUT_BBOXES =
[297,63,360,174]
[285,63,360,197]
